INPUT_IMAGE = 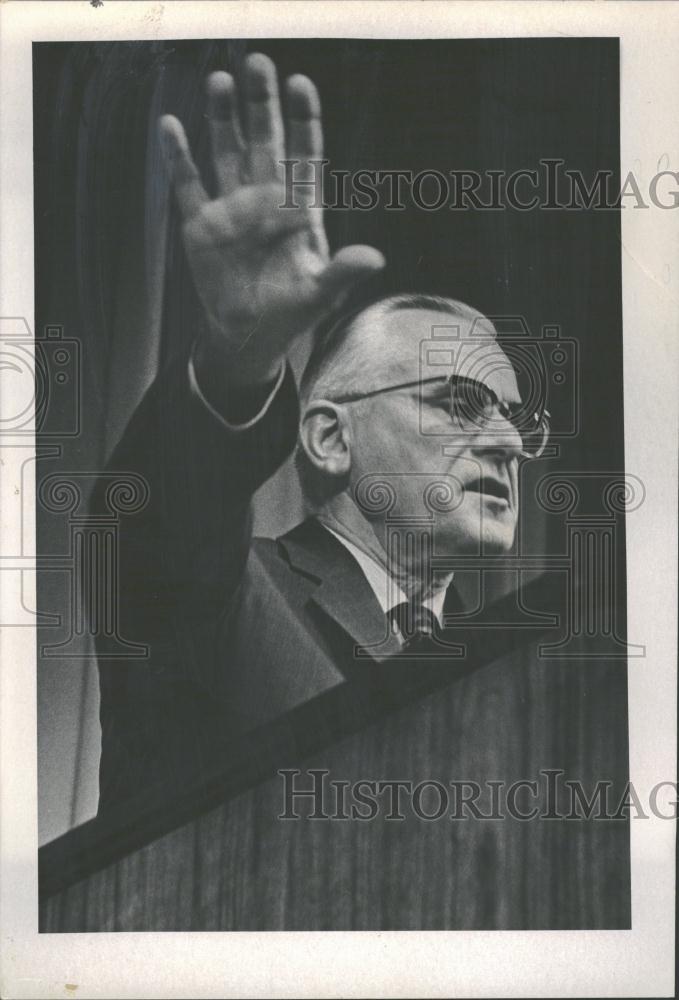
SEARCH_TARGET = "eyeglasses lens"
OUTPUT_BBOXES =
[449,378,548,457]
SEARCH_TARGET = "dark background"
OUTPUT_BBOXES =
[33,37,623,463]
[34,39,622,468]
[33,38,625,842]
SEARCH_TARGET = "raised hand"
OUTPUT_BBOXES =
[160,53,385,388]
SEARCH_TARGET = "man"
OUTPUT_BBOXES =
[97,53,548,810]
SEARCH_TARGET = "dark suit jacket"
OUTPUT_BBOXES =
[97,352,472,810]
[92,353,630,929]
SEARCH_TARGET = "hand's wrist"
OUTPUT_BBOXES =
[194,331,283,392]
[191,336,284,424]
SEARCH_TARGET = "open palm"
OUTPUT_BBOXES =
[160,54,385,386]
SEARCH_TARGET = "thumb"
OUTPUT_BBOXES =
[317,244,386,305]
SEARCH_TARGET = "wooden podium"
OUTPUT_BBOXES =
[39,580,630,931]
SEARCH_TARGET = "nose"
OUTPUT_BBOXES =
[469,411,524,459]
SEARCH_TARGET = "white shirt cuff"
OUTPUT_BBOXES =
[187,350,286,431]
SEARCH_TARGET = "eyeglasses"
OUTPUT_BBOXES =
[330,374,550,458]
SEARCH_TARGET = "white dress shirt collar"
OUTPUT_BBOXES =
[323,524,450,627]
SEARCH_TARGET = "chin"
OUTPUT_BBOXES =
[435,511,516,556]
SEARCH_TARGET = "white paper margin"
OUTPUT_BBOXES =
[0,2,676,997]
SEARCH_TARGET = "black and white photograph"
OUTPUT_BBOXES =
[0,2,676,997]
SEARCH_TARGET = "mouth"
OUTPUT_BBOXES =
[465,476,511,505]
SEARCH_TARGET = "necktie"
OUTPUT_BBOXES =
[389,601,438,648]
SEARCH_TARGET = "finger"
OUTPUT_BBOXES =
[284,73,327,247]
[243,52,285,184]
[159,114,208,220]
[286,74,323,165]
[317,245,386,305]
[206,71,244,196]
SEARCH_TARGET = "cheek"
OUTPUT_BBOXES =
[350,419,452,519]
[352,411,429,473]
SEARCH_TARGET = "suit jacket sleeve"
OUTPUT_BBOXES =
[95,351,299,812]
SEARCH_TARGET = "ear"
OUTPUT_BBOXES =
[299,400,352,482]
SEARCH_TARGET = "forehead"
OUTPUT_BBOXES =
[360,307,520,401]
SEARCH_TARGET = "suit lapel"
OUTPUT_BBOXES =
[279,518,403,662]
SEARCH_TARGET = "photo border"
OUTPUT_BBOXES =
[1,2,676,997]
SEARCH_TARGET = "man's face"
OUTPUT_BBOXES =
[345,308,523,557]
